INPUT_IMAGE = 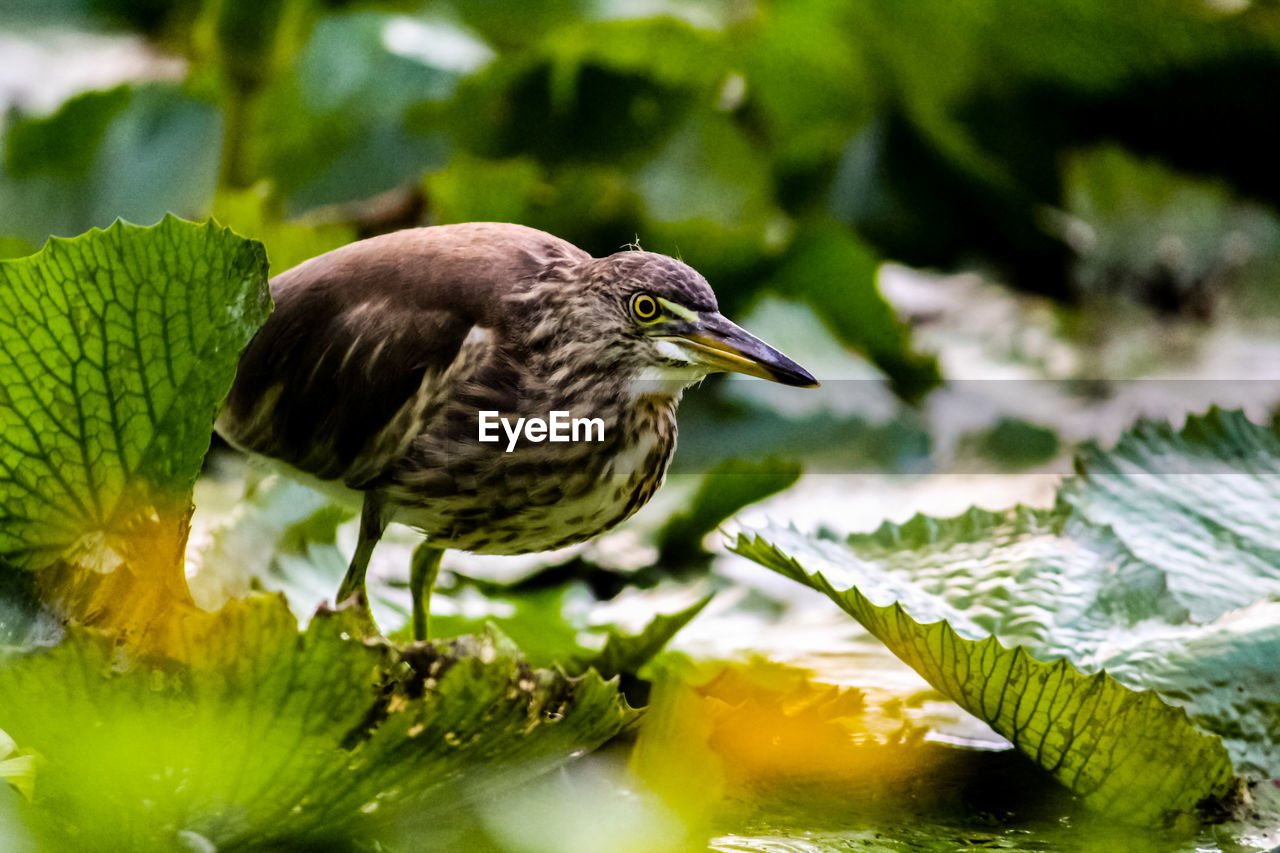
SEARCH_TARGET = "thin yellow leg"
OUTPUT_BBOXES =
[337,492,384,634]
[410,543,444,642]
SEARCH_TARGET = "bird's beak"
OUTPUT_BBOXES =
[671,313,819,387]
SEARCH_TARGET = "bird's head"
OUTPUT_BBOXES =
[571,250,818,393]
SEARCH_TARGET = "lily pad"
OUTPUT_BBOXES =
[0,216,268,572]
[735,530,1235,826]
[733,410,1280,824]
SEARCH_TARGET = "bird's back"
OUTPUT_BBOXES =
[217,223,588,485]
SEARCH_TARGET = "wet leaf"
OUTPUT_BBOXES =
[734,528,1235,826]
[732,411,1280,824]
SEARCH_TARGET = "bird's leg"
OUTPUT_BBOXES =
[337,492,386,631]
[409,543,444,642]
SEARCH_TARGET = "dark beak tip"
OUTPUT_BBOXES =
[766,359,819,388]
[776,369,820,389]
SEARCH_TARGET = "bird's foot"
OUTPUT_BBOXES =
[334,588,380,637]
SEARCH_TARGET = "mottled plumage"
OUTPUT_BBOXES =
[217,222,815,634]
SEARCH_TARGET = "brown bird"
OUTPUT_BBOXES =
[216,222,816,637]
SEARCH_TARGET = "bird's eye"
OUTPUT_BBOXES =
[630,292,660,322]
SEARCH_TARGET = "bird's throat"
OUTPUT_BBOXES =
[629,365,708,400]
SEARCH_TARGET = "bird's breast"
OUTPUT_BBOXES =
[384,394,679,555]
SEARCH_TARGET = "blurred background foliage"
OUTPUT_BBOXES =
[5,0,1280,476]
[6,0,1278,410]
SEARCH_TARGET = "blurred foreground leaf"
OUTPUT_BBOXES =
[632,659,1058,837]
[0,727,35,801]
[634,659,865,832]
[0,594,634,850]
[734,409,1280,823]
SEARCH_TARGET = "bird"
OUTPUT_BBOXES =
[216,222,817,639]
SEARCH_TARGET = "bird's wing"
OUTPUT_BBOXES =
[219,285,476,485]
[217,223,588,487]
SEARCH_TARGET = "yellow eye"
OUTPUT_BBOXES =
[630,293,659,321]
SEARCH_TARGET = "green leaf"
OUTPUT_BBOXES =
[733,529,1235,827]
[738,0,874,173]
[255,10,463,212]
[0,216,269,572]
[656,458,801,567]
[633,114,774,231]
[0,85,222,245]
[738,409,1280,784]
[570,594,713,681]
[954,417,1061,471]
[1062,145,1280,309]
[0,726,36,801]
[0,594,634,850]
[765,224,941,402]
[444,18,715,175]
[424,154,641,252]
[1061,410,1280,622]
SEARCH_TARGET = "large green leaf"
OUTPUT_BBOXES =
[1062,412,1280,622]
[0,594,634,849]
[735,529,1235,827]
[0,217,269,572]
[733,410,1280,824]
[740,410,1280,782]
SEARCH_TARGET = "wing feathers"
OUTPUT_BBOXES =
[219,223,582,484]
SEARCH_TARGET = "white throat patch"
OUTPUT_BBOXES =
[631,340,709,397]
